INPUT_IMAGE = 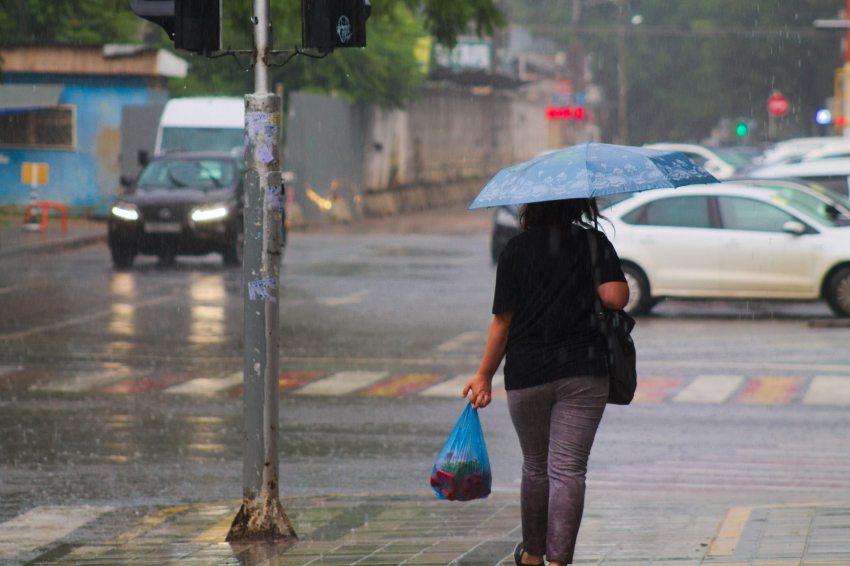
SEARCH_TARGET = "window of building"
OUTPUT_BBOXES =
[0,106,76,149]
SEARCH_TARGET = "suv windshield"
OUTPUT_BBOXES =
[137,159,236,190]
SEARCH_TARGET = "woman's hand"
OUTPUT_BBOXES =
[462,372,493,409]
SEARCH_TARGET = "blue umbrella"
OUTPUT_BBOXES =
[469,141,719,209]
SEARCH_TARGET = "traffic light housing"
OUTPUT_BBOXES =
[129,0,221,54]
[302,0,371,52]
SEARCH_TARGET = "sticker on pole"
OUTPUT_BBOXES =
[248,278,277,302]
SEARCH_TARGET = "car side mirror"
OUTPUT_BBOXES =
[137,150,149,167]
[120,175,133,188]
[782,220,807,235]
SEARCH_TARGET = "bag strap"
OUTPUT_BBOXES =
[586,229,602,318]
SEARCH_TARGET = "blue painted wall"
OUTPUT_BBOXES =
[0,73,168,215]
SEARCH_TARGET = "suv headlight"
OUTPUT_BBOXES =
[494,207,520,228]
[111,203,139,221]
[191,204,229,222]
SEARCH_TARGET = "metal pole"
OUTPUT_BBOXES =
[616,0,628,144]
[226,0,296,543]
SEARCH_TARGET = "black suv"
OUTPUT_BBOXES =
[108,151,252,268]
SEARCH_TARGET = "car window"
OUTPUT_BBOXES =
[137,159,236,190]
[772,188,846,226]
[623,196,712,228]
[718,197,795,232]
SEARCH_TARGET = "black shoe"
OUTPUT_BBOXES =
[513,542,544,566]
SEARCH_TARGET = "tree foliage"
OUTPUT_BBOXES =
[506,0,842,144]
[0,0,503,108]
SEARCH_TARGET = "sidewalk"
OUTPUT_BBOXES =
[8,492,850,566]
[0,215,105,258]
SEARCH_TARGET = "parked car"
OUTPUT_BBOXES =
[729,178,850,224]
[108,151,279,268]
[603,183,850,317]
[757,137,844,165]
[489,195,632,263]
[643,143,743,179]
[745,158,850,196]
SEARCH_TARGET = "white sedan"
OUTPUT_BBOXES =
[603,183,850,316]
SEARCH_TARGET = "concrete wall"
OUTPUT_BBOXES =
[285,85,550,222]
[0,73,167,215]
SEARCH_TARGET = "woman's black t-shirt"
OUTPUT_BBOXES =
[493,224,626,391]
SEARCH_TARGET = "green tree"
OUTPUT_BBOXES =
[506,0,841,144]
[0,0,503,107]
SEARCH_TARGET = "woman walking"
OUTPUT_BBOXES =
[463,198,629,566]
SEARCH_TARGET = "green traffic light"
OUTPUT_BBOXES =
[736,122,748,136]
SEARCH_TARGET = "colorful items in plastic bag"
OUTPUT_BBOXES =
[430,403,492,501]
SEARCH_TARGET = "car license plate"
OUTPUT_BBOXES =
[144,222,182,234]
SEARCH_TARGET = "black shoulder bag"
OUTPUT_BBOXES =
[587,231,637,405]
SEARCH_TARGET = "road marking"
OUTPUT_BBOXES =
[0,295,172,341]
[435,332,484,352]
[191,506,240,543]
[705,507,752,556]
[294,371,389,395]
[359,373,446,396]
[316,289,370,306]
[164,372,242,395]
[114,506,188,543]
[0,505,114,558]
[227,371,326,396]
[104,374,192,394]
[418,373,473,397]
[30,369,131,392]
[803,376,850,405]
[673,375,744,403]
[737,377,801,405]
[633,377,683,402]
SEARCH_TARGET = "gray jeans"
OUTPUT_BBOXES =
[506,375,608,564]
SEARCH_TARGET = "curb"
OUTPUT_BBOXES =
[0,233,105,259]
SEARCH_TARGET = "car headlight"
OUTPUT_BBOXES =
[191,204,229,222]
[494,207,520,228]
[111,203,139,221]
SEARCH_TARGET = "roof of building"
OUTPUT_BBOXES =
[0,44,188,78]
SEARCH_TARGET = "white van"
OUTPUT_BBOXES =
[154,97,244,155]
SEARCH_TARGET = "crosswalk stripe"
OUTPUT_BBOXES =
[633,377,683,402]
[114,506,188,543]
[0,505,114,558]
[737,377,801,405]
[418,373,473,397]
[294,371,389,395]
[673,375,744,403]
[227,371,326,397]
[164,372,242,395]
[105,374,192,395]
[30,369,130,393]
[191,509,238,543]
[359,373,446,396]
[803,376,850,405]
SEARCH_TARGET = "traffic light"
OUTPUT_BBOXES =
[129,0,221,54]
[302,0,371,52]
[735,121,748,137]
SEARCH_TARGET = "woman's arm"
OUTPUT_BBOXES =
[463,311,513,409]
[598,281,630,310]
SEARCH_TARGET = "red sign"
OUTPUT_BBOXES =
[545,106,587,120]
[767,94,789,117]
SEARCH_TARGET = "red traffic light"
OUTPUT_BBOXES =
[545,106,588,120]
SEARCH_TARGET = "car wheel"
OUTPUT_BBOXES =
[622,263,652,316]
[826,267,850,317]
[222,228,243,267]
[110,243,136,269]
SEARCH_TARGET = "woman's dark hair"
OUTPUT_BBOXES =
[519,198,603,231]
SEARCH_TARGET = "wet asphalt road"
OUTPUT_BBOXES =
[2,233,850,527]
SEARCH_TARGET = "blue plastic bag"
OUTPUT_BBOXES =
[430,403,492,501]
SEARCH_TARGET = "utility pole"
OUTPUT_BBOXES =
[226,0,296,543]
[616,0,628,144]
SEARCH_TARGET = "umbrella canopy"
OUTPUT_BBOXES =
[469,141,719,210]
